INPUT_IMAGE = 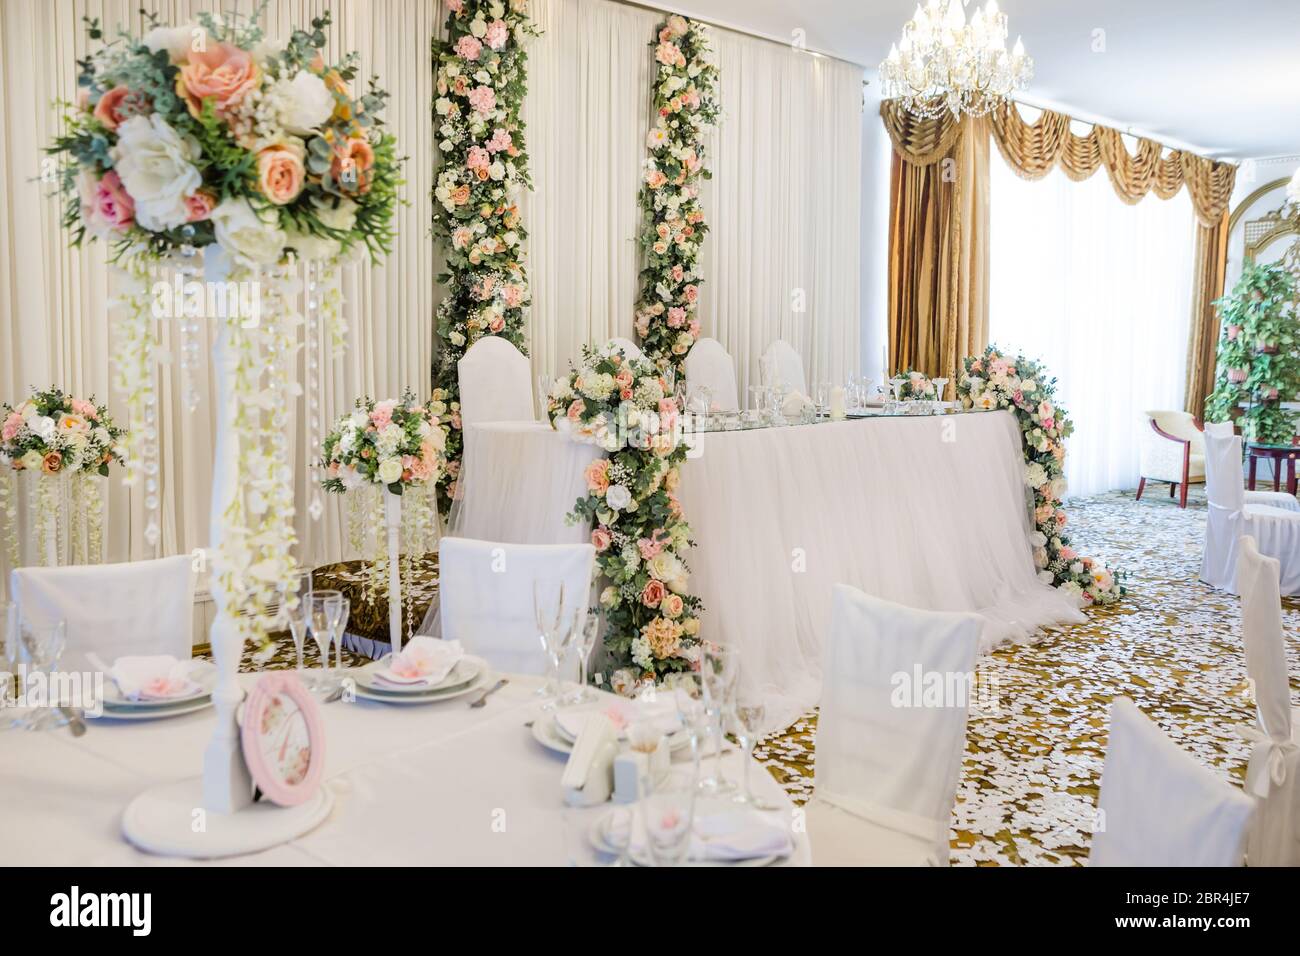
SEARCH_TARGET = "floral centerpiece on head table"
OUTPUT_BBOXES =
[547,345,702,687]
[958,346,1124,605]
[320,390,451,640]
[0,388,125,569]
[893,369,937,400]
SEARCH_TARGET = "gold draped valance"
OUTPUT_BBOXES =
[879,100,962,168]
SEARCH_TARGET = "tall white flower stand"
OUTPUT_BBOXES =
[121,273,332,859]
[385,486,404,655]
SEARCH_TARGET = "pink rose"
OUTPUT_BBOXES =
[615,367,634,389]
[638,536,663,561]
[1055,510,1068,527]
[661,594,684,619]
[70,399,98,419]
[487,128,512,153]
[683,285,699,303]
[455,35,483,61]
[256,145,305,205]
[583,459,610,494]
[658,398,678,431]
[467,86,497,115]
[484,20,509,50]
[566,399,585,422]
[1059,546,1076,561]
[467,145,491,171]
[447,0,464,12]
[179,41,260,117]
[489,316,505,333]
[86,170,135,233]
[370,400,396,429]
[641,579,666,608]
[503,284,524,307]
[591,527,612,551]
[667,307,686,328]
[1,412,21,441]
[93,86,146,131]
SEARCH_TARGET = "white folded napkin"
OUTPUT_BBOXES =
[376,637,464,688]
[780,391,814,419]
[556,695,681,742]
[107,655,202,701]
[607,805,794,863]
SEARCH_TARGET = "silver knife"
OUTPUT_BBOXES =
[469,677,509,708]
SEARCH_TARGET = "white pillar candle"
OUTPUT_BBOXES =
[830,386,847,420]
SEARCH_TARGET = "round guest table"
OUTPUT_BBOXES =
[0,672,809,866]
[1246,442,1299,497]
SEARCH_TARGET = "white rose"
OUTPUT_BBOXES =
[274,72,335,134]
[32,416,56,442]
[110,114,202,231]
[470,18,488,38]
[143,24,206,63]
[435,97,452,116]
[488,162,506,181]
[1024,462,1047,488]
[377,458,404,484]
[285,226,341,262]
[210,198,287,266]
[314,195,358,233]
[490,2,506,17]
[605,483,632,511]
[1037,570,1054,585]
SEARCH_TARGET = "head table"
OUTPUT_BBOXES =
[451,409,1085,729]
[1,672,810,866]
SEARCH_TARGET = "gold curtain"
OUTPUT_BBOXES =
[882,103,988,396]
[1184,212,1231,420]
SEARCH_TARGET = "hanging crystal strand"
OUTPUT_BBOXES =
[141,259,162,552]
[70,475,85,566]
[305,259,324,523]
[178,233,202,413]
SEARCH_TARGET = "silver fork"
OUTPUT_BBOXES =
[469,678,509,708]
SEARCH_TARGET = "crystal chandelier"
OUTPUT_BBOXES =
[879,0,1033,119]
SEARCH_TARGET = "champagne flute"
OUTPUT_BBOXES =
[732,696,778,809]
[673,671,708,780]
[567,609,601,704]
[932,377,950,412]
[282,570,313,674]
[699,643,739,795]
[533,578,566,702]
[643,768,698,867]
[331,596,351,672]
[307,590,342,693]
[14,619,67,730]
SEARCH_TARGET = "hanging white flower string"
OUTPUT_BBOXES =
[111,257,163,550]
[305,259,324,522]
[177,239,203,414]
[0,469,18,571]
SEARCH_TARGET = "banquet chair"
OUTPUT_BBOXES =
[437,537,595,676]
[9,556,195,668]
[457,336,535,426]
[805,584,981,866]
[1236,535,1300,866]
[760,340,807,395]
[1201,428,1300,595]
[1090,697,1254,866]
[605,336,644,361]
[683,337,740,412]
[1136,410,1205,508]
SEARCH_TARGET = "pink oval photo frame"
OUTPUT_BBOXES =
[240,672,326,807]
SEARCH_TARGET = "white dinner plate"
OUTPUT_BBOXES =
[100,660,218,708]
[354,655,485,696]
[587,808,784,868]
[551,707,693,752]
[530,713,577,754]
[92,696,214,722]
[353,671,490,706]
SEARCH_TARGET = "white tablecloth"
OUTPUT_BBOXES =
[450,411,1084,728]
[0,673,809,866]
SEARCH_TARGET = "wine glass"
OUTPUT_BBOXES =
[814,382,829,418]
[887,377,906,414]
[11,619,67,730]
[282,570,313,674]
[699,643,739,795]
[533,578,567,703]
[307,590,343,693]
[732,696,779,809]
[672,671,708,778]
[331,596,351,672]
[566,610,601,704]
[643,768,698,867]
[932,377,950,412]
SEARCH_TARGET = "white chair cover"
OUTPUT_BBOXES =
[1204,421,1300,511]
[10,556,195,668]
[604,337,643,361]
[1201,430,1300,594]
[1091,697,1254,866]
[760,340,807,395]
[806,584,981,866]
[683,337,740,412]
[1236,535,1300,866]
[457,336,535,427]
[436,537,595,676]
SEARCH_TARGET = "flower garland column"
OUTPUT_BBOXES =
[432,0,538,513]
[633,16,719,373]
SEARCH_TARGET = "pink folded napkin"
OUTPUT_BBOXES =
[107,655,202,701]
[376,637,464,688]
[556,696,681,742]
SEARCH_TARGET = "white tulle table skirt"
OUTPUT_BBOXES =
[678,410,1083,727]
[443,411,1083,727]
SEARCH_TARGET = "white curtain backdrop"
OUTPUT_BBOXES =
[521,0,863,397]
[989,139,1196,498]
[0,0,436,592]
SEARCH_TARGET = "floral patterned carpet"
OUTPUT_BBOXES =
[753,484,1300,866]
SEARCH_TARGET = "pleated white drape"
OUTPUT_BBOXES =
[522,0,863,397]
[0,0,436,583]
[0,0,863,592]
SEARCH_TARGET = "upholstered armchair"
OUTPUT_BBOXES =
[1137,410,1205,508]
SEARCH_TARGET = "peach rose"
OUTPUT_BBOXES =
[566,400,585,423]
[661,594,684,619]
[641,579,666,608]
[584,458,610,494]
[331,137,375,194]
[185,190,217,222]
[41,452,63,475]
[93,86,147,131]
[257,146,305,205]
[591,527,612,551]
[178,41,260,117]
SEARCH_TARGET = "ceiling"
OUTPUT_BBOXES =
[675,0,1300,159]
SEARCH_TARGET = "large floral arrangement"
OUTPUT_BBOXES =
[547,346,702,684]
[0,389,124,569]
[958,346,1124,606]
[893,369,937,400]
[321,390,450,641]
[432,0,538,513]
[48,6,401,266]
[633,16,719,373]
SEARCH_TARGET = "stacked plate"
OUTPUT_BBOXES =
[531,703,693,755]
[95,661,218,721]
[352,654,490,705]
